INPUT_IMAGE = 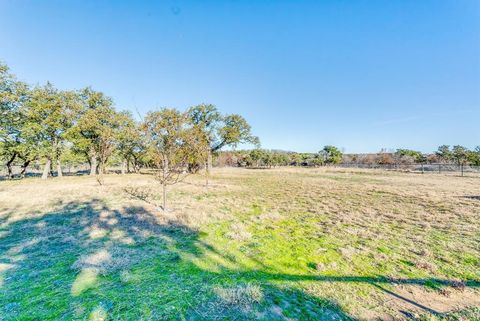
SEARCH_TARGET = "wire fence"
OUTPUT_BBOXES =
[338,163,480,176]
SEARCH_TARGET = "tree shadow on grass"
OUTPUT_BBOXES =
[461,195,480,201]
[0,200,357,320]
[0,200,478,320]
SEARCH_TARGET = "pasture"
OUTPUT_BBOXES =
[0,168,479,320]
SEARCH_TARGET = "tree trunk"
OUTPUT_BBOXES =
[57,159,63,177]
[121,159,127,174]
[207,151,213,173]
[96,160,105,186]
[90,155,97,176]
[133,160,138,173]
[20,160,31,178]
[205,160,209,187]
[86,153,91,168]
[42,159,51,180]
[98,161,105,175]
[162,158,168,211]
[162,182,167,211]
[205,150,213,187]
[126,158,131,173]
[6,153,16,179]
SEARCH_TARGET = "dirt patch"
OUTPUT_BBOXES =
[380,284,480,319]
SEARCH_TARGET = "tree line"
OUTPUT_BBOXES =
[2,61,479,182]
[0,63,258,201]
[215,145,344,168]
[342,146,480,167]
[216,145,480,169]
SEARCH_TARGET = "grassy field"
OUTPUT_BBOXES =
[0,167,479,321]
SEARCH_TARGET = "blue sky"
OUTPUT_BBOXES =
[1,0,479,153]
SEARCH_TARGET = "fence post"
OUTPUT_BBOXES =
[421,163,424,174]
[438,164,441,174]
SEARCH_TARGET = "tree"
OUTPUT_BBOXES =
[187,104,258,180]
[248,149,261,167]
[271,152,289,167]
[262,151,275,168]
[23,83,78,179]
[290,153,302,166]
[311,153,324,167]
[237,152,253,167]
[467,146,480,166]
[321,145,343,165]
[436,145,452,163]
[143,108,207,210]
[300,153,311,166]
[0,63,29,178]
[60,145,88,173]
[115,112,144,174]
[68,88,124,176]
[395,149,426,164]
[451,145,469,166]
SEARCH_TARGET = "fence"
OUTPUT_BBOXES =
[338,163,480,176]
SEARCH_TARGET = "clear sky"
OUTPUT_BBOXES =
[1,0,479,153]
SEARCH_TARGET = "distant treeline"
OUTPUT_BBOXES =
[216,146,342,168]
[216,145,480,168]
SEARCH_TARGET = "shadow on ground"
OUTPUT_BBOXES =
[0,200,478,320]
[461,195,480,201]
